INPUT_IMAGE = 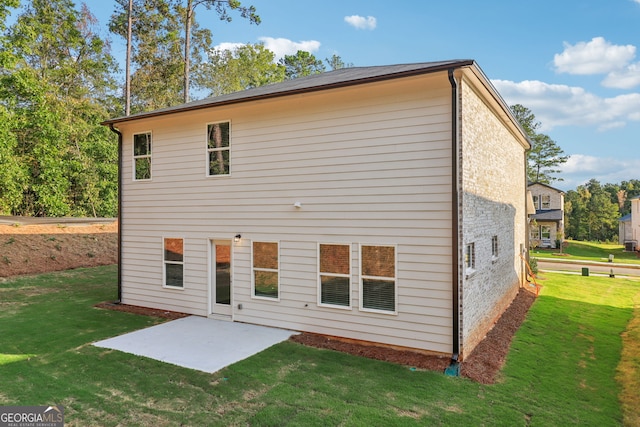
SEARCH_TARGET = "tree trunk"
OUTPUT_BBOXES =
[125,0,133,115]
[184,0,193,103]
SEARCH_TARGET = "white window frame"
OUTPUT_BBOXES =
[541,225,552,240]
[251,241,280,301]
[491,236,499,261]
[206,120,231,177]
[163,237,184,289]
[317,243,352,310]
[133,131,152,181]
[541,195,551,209]
[359,244,397,315]
[532,195,539,210]
[465,242,476,274]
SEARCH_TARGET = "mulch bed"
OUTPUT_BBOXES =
[94,302,190,320]
[96,286,537,384]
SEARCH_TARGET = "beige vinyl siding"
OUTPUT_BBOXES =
[118,73,455,353]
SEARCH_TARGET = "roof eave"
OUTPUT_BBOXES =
[101,60,476,126]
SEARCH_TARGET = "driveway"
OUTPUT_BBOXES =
[93,316,298,373]
[538,259,640,278]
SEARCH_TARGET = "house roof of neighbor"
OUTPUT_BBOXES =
[532,209,564,221]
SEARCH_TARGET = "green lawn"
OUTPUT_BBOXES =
[1,265,639,426]
[533,240,640,265]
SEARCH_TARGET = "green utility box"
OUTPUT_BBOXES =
[582,267,589,277]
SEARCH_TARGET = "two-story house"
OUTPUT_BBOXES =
[619,196,640,251]
[102,60,531,361]
[528,182,564,249]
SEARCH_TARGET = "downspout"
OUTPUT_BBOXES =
[524,151,529,285]
[109,124,123,303]
[447,68,461,374]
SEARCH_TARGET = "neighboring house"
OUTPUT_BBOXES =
[102,60,530,361]
[619,196,640,251]
[528,182,564,249]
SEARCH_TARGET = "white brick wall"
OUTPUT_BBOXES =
[459,78,527,357]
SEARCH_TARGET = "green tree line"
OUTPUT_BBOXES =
[565,179,640,242]
[0,1,635,230]
[510,104,638,243]
[0,0,347,217]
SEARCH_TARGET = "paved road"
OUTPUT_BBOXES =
[0,216,116,226]
[538,259,640,277]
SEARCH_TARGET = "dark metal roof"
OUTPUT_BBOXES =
[619,213,632,222]
[102,60,475,125]
[532,209,563,222]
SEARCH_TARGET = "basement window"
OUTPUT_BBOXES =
[360,245,396,314]
[465,243,476,274]
[318,243,351,309]
[252,241,279,300]
[163,238,184,288]
[492,236,499,261]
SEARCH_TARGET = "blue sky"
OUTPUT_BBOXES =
[83,0,640,190]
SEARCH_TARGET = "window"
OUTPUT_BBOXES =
[532,195,539,209]
[531,226,540,240]
[207,121,230,176]
[492,236,499,259]
[465,243,475,271]
[252,241,279,299]
[541,195,551,209]
[318,244,351,308]
[360,245,396,313]
[541,225,551,240]
[133,132,152,180]
[164,238,184,288]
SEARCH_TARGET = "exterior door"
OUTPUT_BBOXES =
[211,240,232,317]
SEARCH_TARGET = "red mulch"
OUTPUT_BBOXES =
[94,302,190,320]
[460,287,537,383]
[290,287,537,384]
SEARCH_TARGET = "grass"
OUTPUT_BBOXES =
[617,289,640,427]
[0,265,639,425]
[532,240,640,265]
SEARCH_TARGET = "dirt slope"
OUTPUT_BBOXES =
[0,221,117,277]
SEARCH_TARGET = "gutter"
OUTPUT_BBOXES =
[108,124,123,303]
[447,68,461,375]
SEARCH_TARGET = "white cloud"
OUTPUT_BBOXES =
[602,62,640,89]
[562,154,610,174]
[553,37,636,75]
[559,154,640,189]
[257,37,321,61]
[344,15,377,30]
[492,79,640,131]
[213,42,246,52]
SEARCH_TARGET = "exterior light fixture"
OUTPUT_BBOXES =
[234,234,241,242]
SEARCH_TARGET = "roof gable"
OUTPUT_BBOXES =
[527,182,565,194]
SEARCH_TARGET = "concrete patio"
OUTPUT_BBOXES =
[93,316,298,373]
